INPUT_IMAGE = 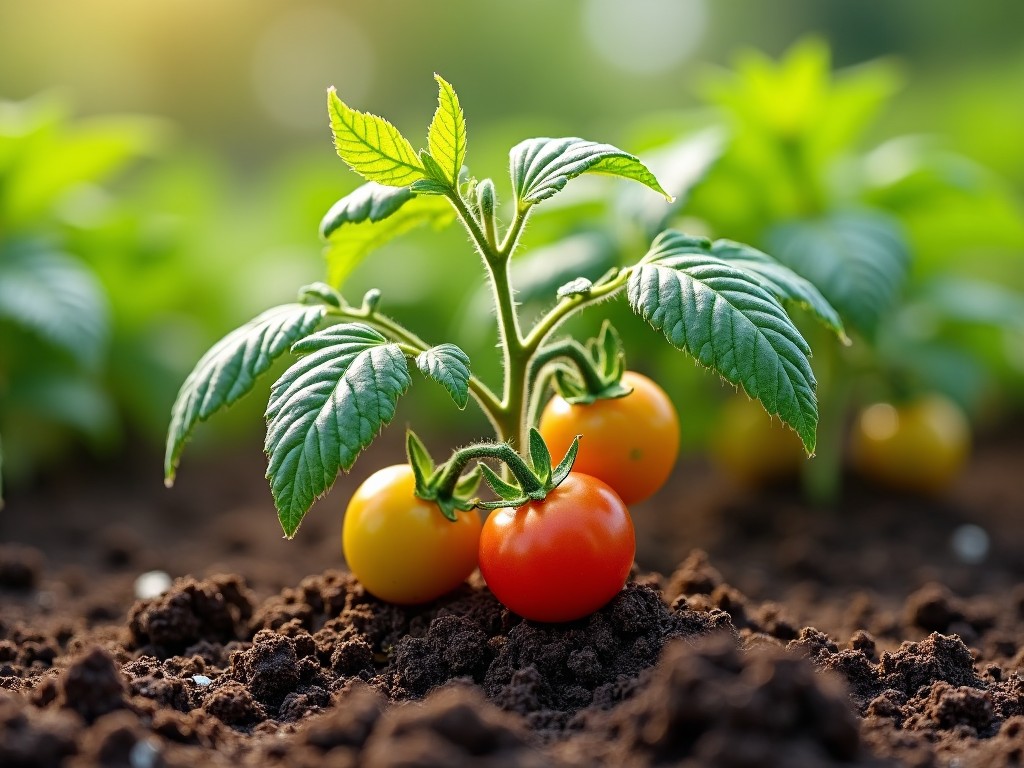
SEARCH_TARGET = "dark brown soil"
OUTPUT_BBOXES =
[1,426,1022,767]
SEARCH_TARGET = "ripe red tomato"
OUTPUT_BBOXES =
[343,464,482,604]
[478,472,634,622]
[850,394,970,496]
[539,371,679,504]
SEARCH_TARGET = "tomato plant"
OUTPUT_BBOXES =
[540,368,679,504]
[164,75,842,620]
[479,472,634,623]
[850,393,970,496]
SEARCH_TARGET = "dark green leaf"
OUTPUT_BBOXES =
[319,182,417,239]
[416,344,471,409]
[323,194,455,288]
[165,304,326,484]
[627,255,818,452]
[0,240,108,370]
[768,212,910,337]
[265,323,411,537]
[510,137,671,206]
[427,75,467,187]
[327,88,425,187]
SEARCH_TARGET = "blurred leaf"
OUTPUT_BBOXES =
[628,247,817,452]
[319,182,417,239]
[510,137,671,206]
[164,303,327,484]
[6,369,116,440]
[768,211,910,338]
[909,277,1024,330]
[265,323,411,537]
[618,127,727,236]
[427,75,467,187]
[416,343,471,409]
[323,193,455,289]
[0,240,108,369]
[328,88,425,187]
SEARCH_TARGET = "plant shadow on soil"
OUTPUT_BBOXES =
[1,425,1023,767]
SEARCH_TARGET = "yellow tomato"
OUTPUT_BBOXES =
[850,394,970,496]
[539,371,679,505]
[342,464,482,604]
[709,395,805,487]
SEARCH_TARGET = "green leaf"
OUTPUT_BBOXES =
[768,212,910,338]
[323,194,455,288]
[299,282,343,308]
[640,232,847,342]
[0,240,108,370]
[453,465,482,498]
[428,76,466,188]
[0,432,4,510]
[265,323,412,537]
[327,88,425,187]
[319,182,417,239]
[416,344,471,409]
[164,304,327,485]
[510,137,672,206]
[627,255,818,452]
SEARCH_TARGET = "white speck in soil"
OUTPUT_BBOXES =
[134,570,173,600]
[129,739,160,768]
[951,524,989,564]
[191,674,212,686]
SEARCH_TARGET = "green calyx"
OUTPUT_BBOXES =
[548,321,633,405]
[407,430,481,522]
[474,428,580,511]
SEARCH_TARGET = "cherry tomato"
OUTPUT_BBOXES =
[478,472,634,623]
[539,371,679,504]
[850,394,970,496]
[343,464,482,604]
[710,395,805,487]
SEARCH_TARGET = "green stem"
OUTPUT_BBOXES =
[531,339,608,393]
[801,329,850,506]
[523,269,632,352]
[433,441,544,499]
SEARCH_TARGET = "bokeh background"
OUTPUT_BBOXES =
[2,0,1022,493]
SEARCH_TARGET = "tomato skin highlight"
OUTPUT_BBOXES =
[342,464,482,605]
[478,473,635,623]
[539,371,679,505]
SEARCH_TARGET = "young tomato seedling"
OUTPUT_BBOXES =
[164,75,843,621]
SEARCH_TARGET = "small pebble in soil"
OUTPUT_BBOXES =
[951,524,989,564]
[128,739,160,768]
[134,570,173,600]
[191,674,212,686]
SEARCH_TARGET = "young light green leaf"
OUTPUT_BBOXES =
[319,182,417,239]
[324,194,455,288]
[641,231,847,342]
[327,88,425,187]
[165,304,327,485]
[768,212,909,338]
[556,277,593,298]
[416,344,471,409]
[627,256,818,453]
[510,137,672,206]
[265,323,412,537]
[427,74,467,187]
[0,240,108,370]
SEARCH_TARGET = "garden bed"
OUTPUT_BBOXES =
[1,427,1022,767]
